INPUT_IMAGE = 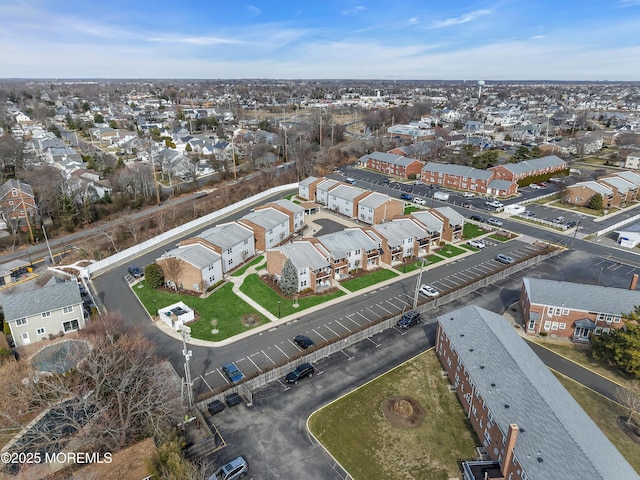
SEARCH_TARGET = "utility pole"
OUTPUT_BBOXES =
[180,326,194,408]
[413,260,426,309]
[17,181,34,244]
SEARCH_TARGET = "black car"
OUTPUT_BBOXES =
[294,334,315,349]
[397,310,421,329]
[469,215,486,223]
[565,221,578,228]
[285,363,315,384]
[400,193,413,201]
[128,264,143,277]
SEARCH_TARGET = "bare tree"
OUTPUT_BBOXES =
[160,256,183,291]
[618,380,640,428]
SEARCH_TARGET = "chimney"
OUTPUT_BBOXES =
[502,424,519,476]
[630,274,639,291]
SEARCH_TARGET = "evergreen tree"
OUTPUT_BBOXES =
[589,192,603,210]
[280,259,298,296]
[145,263,164,289]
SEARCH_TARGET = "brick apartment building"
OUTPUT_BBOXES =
[519,277,638,342]
[357,151,424,178]
[436,305,639,480]
[488,155,567,183]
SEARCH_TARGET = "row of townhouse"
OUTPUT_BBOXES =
[156,199,304,293]
[266,207,464,293]
[437,305,639,480]
[357,151,424,178]
[564,170,640,209]
[421,155,567,198]
[299,177,405,225]
[519,276,638,342]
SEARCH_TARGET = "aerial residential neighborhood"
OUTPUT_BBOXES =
[2,3,640,479]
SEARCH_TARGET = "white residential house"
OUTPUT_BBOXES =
[298,176,318,201]
[157,244,223,293]
[316,228,380,278]
[4,280,85,346]
[315,178,341,205]
[625,154,640,170]
[239,207,291,251]
[266,241,332,292]
[326,184,368,218]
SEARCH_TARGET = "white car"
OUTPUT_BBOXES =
[419,284,439,297]
[462,192,475,198]
[414,197,426,205]
[468,239,485,248]
[488,217,504,227]
[486,200,504,208]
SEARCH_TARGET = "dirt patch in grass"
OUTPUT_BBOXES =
[617,417,640,445]
[382,396,425,428]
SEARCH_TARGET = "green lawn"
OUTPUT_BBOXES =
[404,206,423,214]
[435,244,466,258]
[342,269,399,292]
[308,350,478,480]
[426,254,445,264]
[239,274,345,317]
[463,223,485,239]
[488,234,510,242]
[230,255,264,277]
[132,281,268,341]
[555,372,640,474]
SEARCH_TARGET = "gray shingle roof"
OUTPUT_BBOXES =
[3,280,83,320]
[494,155,566,175]
[328,184,366,201]
[161,244,220,269]
[270,241,329,271]
[372,219,428,247]
[271,199,305,215]
[569,181,613,195]
[488,179,515,191]
[523,277,640,314]
[358,151,419,167]
[316,228,378,259]
[599,176,634,193]
[410,211,444,233]
[242,208,289,230]
[197,222,253,250]
[421,162,494,180]
[615,170,640,187]
[434,206,465,225]
[358,192,390,209]
[298,176,318,188]
[438,305,640,480]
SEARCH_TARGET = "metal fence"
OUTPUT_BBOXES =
[85,183,298,278]
[195,246,562,411]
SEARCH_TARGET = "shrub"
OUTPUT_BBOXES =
[145,263,164,289]
[539,331,548,337]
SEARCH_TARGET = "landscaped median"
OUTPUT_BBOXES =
[308,349,478,480]
[341,268,398,292]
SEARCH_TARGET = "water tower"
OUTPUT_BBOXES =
[477,80,485,99]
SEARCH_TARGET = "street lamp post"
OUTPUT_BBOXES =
[153,298,157,316]
[278,299,281,318]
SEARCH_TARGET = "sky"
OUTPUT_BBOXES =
[1,0,640,80]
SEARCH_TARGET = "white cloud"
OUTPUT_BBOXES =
[620,0,640,6]
[146,35,241,46]
[431,9,492,28]
[532,35,545,39]
[246,5,262,16]
[342,6,366,15]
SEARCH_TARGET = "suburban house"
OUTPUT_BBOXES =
[0,179,38,227]
[257,199,306,233]
[616,170,640,189]
[420,163,496,195]
[315,178,342,205]
[563,181,616,208]
[298,176,319,201]
[239,207,291,251]
[432,207,464,242]
[180,222,255,273]
[370,218,430,265]
[625,153,640,169]
[315,228,381,279]
[266,241,332,293]
[326,184,370,218]
[157,244,223,293]
[356,192,404,225]
[488,155,567,183]
[357,151,424,178]
[519,277,637,342]
[409,211,444,254]
[436,305,639,480]
[4,280,85,346]
[598,175,637,206]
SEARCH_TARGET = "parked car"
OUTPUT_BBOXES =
[414,197,426,205]
[397,310,421,329]
[552,216,565,224]
[565,220,578,228]
[495,253,515,264]
[469,215,485,223]
[211,456,249,480]
[522,210,535,217]
[419,284,439,297]
[486,200,504,208]
[468,239,485,248]
[221,362,244,383]
[128,264,143,277]
[462,202,471,209]
[488,217,503,227]
[345,177,356,185]
[530,183,543,189]
[294,334,314,349]
[462,192,475,198]
[285,363,315,384]
[400,193,413,201]
[537,182,548,188]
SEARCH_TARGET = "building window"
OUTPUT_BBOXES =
[42,311,51,318]
[63,306,74,314]
[16,317,27,326]
[562,308,569,315]
[554,307,561,316]
[551,322,559,330]
[244,238,249,244]
[36,327,46,335]
[544,321,551,330]
[62,319,80,333]
[528,319,536,330]
[559,323,566,330]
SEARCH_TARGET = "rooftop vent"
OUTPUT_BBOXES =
[491,383,496,387]
[504,404,510,409]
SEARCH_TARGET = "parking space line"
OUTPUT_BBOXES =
[313,328,328,342]
[334,319,353,333]
[366,307,385,317]
[275,344,290,358]
[394,296,412,307]
[261,350,277,366]
[247,355,262,373]
[324,324,341,337]
[345,314,364,327]
[217,368,231,385]
[455,270,476,280]
[199,375,214,393]
[385,299,404,309]
[374,304,393,315]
